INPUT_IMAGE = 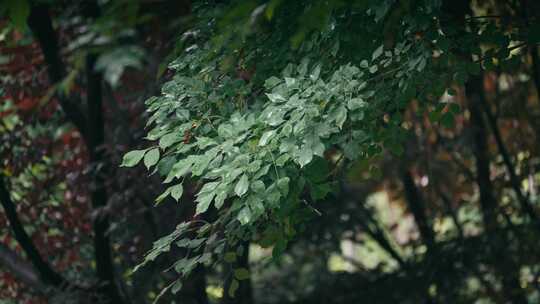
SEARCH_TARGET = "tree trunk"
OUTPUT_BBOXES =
[466,75,528,304]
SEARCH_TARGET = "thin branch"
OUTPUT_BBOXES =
[466,15,505,20]
[436,187,464,239]
[480,99,540,228]
[359,221,406,268]
[340,182,407,268]
[401,169,436,251]
[466,77,499,231]
[450,152,476,182]
[338,253,368,272]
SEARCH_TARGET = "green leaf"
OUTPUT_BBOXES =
[297,146,313,167]
[157,156,176,176]
[214,185,229,209]
[95,46,145,88]
[249,196,265,217]
[171,280,183,294]
[372,45,384,61]
[121,149,147,167]
[265,184,281,207]
[310,64,321,81]
[144,148,160,169]
[228,279,239,297]
[277,177,290,195]
[196,192,215,214]
[237,207,252,225]
[347,98,367,111]
[165,158,193,183]
[266,93,286,103]
[170,184,184,201]
[310,182,332,200]
[218,124,235,138]
[235,174,249,197]
[265,108,285,126]
[305,157,329,183]
[259,130,276,146]
[251,180,265,193]
[196,137,217,149]
[224,252,237,263]
[191,153,214,176]
[234,268,250,280]
[264,76,282,89]
[416,57,427,72]
[155,187,172,205]
[331,40,340,56]
[272,238,287,259]
[159,132,181,149]
[360,60,369,68]
[285,77,297,87]
[333,106,347,129]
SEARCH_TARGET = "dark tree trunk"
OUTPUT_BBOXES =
[86,54,125,304]
[27,4,88,139]
[27,4,125,303]
[466,75,528,304]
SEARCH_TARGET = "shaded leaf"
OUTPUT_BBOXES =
[234,268,250,280]
[171,184,184,201]
[121,149,147,167]
[237,207,252,225]
[228,279,239,297]
[235,174,249,197]
[144,148,160,169]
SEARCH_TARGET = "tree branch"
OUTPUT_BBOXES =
[357,215,406,268]
[337,180,407,268]
[401,170,436,251]
[0,174,67,288]
[0,243,49,294]
[466,78,500,231]
[480,100,540,227]
[435,187,464,239]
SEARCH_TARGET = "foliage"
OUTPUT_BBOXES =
[124,0,540,299]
